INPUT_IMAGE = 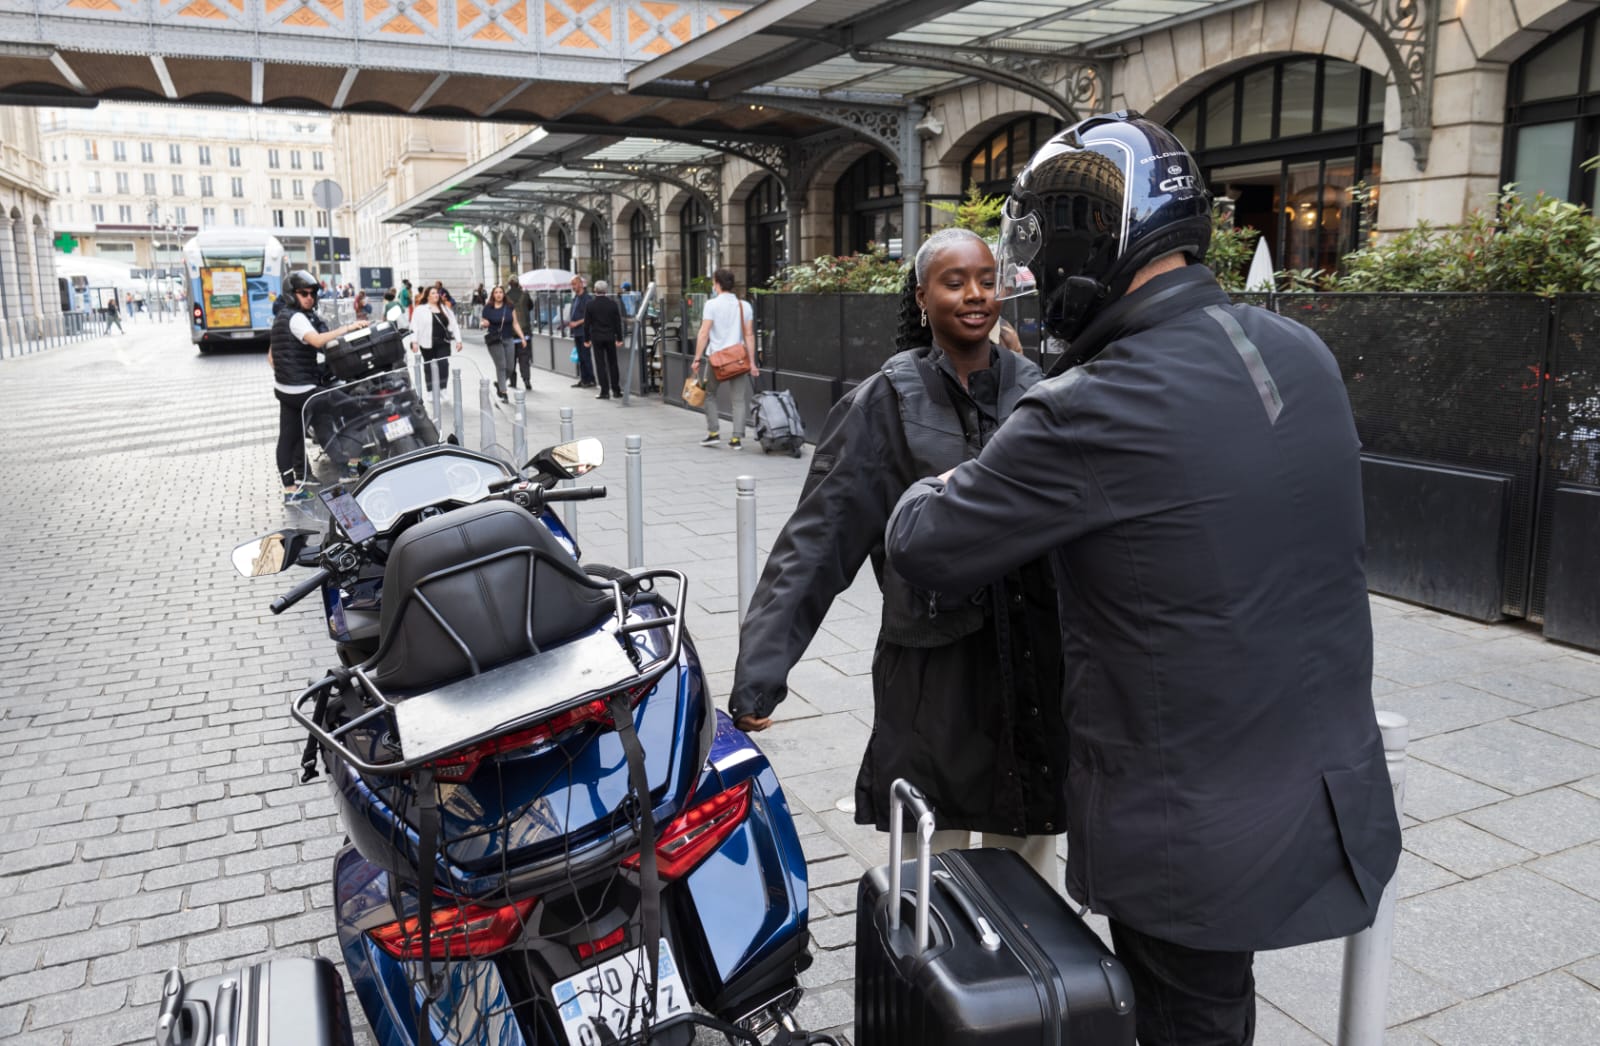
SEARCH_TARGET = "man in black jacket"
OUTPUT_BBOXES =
[585,280,625,400]
[885,114,1400,1046]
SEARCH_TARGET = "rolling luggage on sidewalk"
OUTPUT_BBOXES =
[855,780,1135,1046]
[751,384,807,457]
[156,957,356,1046]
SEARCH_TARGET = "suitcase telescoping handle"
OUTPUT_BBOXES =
[888,778,936,952]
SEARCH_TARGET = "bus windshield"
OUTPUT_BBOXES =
[200,251,266,276]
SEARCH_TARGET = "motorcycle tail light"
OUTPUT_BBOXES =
[575,925,627,962]
[427,682,653,783]
[622,780,753,881]
[367,897,535,960]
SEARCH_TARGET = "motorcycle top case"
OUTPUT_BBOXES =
[156,957,356,1046]
[324,320,406,380]
[855,847,1135,1046]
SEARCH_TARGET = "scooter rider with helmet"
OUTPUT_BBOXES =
[270,269,368,503]
[884,112,1401,1046]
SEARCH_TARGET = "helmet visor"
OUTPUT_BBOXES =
[995,207,1042,301]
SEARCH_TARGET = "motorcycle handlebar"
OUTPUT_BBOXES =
[270,567,331,615]
[541,485,606,502]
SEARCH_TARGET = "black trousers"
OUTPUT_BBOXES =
[421,346,451,390]
[592,339,620,396]
[507,339,532,389]
[1108,920,1256,1046]
[275,388,315,487]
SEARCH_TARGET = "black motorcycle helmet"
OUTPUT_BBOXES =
[282,269,320,306]
[996,111,1211,351]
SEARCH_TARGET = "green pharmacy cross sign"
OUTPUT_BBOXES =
[449,224,475,255]
[53,232,78,254]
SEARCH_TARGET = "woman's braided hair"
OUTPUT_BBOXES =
[893,227,988,351]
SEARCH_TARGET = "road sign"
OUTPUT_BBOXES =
[311,179,344,211]
[313,237,352,262]
[360,266,393,291]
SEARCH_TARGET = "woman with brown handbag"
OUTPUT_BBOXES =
[690,269,759,449]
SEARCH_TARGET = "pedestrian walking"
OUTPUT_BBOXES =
[353,290,371,320]
[565,275,596,388]
[470,283,487,326]
[399,278,414,323]
[690,269,757,448]
[383,289,405,328]
[884,113,1401,1046]
[479,284,525,403]
[410,284,462,392]
[585,280,624,400]
[731,228,1066,885]
[103,295,124,334]
[504,277,534,392]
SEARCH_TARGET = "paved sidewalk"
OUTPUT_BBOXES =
[1,326,1598,1044]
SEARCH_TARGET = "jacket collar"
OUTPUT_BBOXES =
[1062,264,1230,370]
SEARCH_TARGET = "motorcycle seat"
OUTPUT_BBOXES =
[364,500,615,693]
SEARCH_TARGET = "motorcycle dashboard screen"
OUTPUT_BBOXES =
[354,454,513,531]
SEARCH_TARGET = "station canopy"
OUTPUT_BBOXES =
[386,0,1242,228]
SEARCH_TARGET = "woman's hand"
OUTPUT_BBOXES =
[454,341,464,353]
[480,320,490,329]
[735,714,772,733]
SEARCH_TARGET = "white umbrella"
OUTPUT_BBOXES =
[1245,237,1275,292]
[516,268,578,291]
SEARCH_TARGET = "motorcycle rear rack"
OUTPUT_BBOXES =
[290,565,688,778]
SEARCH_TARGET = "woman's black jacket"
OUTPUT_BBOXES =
[730,345,1067,835]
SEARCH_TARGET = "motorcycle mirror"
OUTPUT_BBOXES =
[231,529,315,578]
[527,437,604,481]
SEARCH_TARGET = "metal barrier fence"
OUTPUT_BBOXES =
[1,310,97,358]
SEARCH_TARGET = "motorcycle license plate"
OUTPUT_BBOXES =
[382,416,414,440]
[552,938,690,1044]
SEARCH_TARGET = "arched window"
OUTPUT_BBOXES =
[834,151,901,256]
[1169,56,1384,273]
[679,196,709,285]
[629,209,653,290]
[962,115,1063,196]
[555,226,571,272]
[1504,9,1600,206]
[745,176,787,290]
[587,221,605,280]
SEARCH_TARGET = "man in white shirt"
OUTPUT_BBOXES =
[691,268,759,448]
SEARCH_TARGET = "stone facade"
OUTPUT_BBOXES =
[0,106,55,327]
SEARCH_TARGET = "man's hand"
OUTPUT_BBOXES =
[735,714,772,732]
[937,466,958,483]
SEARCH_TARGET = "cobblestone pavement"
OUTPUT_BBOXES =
[2,320,1599,1044]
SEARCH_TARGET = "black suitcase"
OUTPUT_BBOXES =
[325,320,406,380]
[855,780,1136,1046]
[156,957,356,1046]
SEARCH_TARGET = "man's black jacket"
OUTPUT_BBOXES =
[885,265,1400,951]
[585,294,624,344]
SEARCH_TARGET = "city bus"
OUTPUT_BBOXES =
[183,229,289,352]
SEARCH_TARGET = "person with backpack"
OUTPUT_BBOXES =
[730,229,1066,886]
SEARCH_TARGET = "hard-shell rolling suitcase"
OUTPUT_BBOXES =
[855,780,1136,1046]
[156,957,356,1046]
[752,388,806,457]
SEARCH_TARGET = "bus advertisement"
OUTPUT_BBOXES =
[183,229,289,352]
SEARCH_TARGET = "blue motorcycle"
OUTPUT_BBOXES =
[203,435,822,1046]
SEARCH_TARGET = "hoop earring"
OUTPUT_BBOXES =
[919,308,928,327]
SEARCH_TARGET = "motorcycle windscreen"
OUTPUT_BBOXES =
[296,362,460,492]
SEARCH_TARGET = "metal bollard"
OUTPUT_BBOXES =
[478,378,495,453]
[559,406,577,533]
[736,475,757,623]
[512,390,528,466]
[625,435,644,568]
[451,365,466,442]
[429,359,444,424]
[412,353,426,411]
[1336,710,1409,1046]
